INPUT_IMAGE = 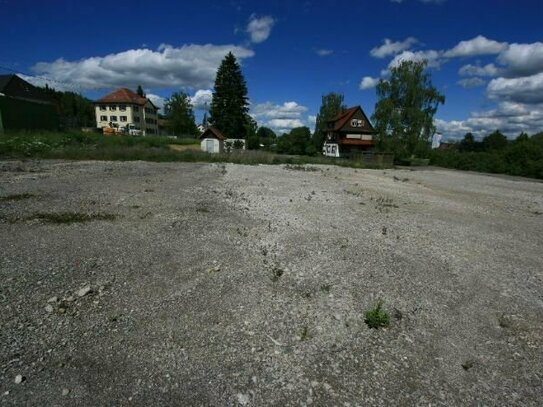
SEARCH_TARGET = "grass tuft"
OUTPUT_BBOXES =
[364,300,390,329]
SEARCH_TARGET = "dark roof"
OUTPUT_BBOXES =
[0,74,53,104]
[329,106,359,131]
[328,105,375,133]
[0,75,13,92]
[96,88,156,108]
[199,127,226,141]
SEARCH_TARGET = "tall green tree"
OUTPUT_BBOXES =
[313,93,346,150]
[482,130,508,151]
[209,52,249,139]
[136,85,145,98]
[164,92,198,137]
[372,60,445,159]
[277,126,312,155]
[257,126,277,148]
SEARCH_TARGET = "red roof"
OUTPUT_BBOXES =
[96,88,150,106]
[329,106,359,131]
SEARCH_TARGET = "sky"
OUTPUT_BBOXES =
[0,0,542,140]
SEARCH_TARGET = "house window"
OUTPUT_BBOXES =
[100,115,107,121]
[133,106,139,112]
[120,116,127,122]
[110,115,117,122]
[109,105,117,111]
[99,106,106,111]
[133,116,140,122]
[119,104,126,111]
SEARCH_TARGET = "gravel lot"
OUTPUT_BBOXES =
[1,159,542,406]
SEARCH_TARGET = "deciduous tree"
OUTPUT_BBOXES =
[313,93,346,150]
[372,60,445,159]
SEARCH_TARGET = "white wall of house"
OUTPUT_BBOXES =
[95,102,158,135]
[201,138,223,153]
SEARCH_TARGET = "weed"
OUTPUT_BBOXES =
[320,284,331,293]
[300,326,310,341]
[364,300,390,329]
[0,193,36,202]
[28,212,116,224]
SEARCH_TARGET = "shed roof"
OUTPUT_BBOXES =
[0,74,53,104]
[328,105,375,133]
[199,127,226,141]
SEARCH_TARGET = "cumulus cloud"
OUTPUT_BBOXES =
[31,44,255,90]
[246,15,275,44]
[443,35,507,58]
[436,101,543,140]
[498,42,543,77]
[370,37,418,58]
[388,49,442,69]
[146,94,166,111]
[487,72,543,104]
[459,63,500,77]
[457,78,486,88]
[360,76,380,90]
[251,101,311,134]
[190,89,213,110]
[316,49,333,56]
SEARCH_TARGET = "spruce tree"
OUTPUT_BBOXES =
[136,85,145,98]
[164,92,199,137]
[209,52,249,139]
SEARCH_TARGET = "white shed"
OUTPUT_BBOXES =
[200,127,226,153]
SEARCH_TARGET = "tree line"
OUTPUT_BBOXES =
[431,130,543,179]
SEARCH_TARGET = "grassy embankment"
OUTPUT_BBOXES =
[0,131,392,169]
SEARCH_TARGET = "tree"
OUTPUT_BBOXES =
[459,132,477,152]
[256,127,277,148]
[245,115,259,149]
[164,92,198,137]
[277,126,312,155]
[372,60,445,159]
[313,93,346,150]
[209,52,250,139]
[482,130,508,151]
[136,85,145,98]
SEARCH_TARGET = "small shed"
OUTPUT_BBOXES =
[200,127,226,153]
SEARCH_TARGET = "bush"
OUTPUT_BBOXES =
[364,300,390,329]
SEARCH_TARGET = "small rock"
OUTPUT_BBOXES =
[62,388,70,396]
[207,265,221,273]
[77,286,92,297]
[58,307,66,314]
[14,374,24,384]
[65,296,75,302]
[47,296,58,303]
[45,304,54,313]
[237,393,250,406]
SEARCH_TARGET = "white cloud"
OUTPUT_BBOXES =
[388,49,442,69]
[31,44,255,90]
[487,72,543,104]
[457,77,486,88]
[370,37,418,58]
[459,63,500,77]
[443,35,507,58]
[246,15,275,44]
[190,89,213,110]
[146,93,166,111]
[498,42,543,77]
[436,101,543,140]
[316,49,333,56]
[251,101,312,134]
[360,76,380,90]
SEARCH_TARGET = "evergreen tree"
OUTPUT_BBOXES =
[209,52,249,139]
[136,85,145,98]
[313,93,346,150]
[372,60,445,159]
[164,92,198,137]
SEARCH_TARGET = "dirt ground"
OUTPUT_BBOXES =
[1,160,542,406]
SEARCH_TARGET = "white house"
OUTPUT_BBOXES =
[200,127,225,153]
[94,88,159,135]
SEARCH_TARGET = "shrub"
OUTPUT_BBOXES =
[365,300,390,329]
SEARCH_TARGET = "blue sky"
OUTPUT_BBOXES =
[1,0,542,139]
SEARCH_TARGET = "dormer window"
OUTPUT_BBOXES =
[109,105,117,111]
[119,105,126,111]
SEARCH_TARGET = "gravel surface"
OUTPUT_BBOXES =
[1,159,542,406]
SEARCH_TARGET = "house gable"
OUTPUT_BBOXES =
[338,107,375,134]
